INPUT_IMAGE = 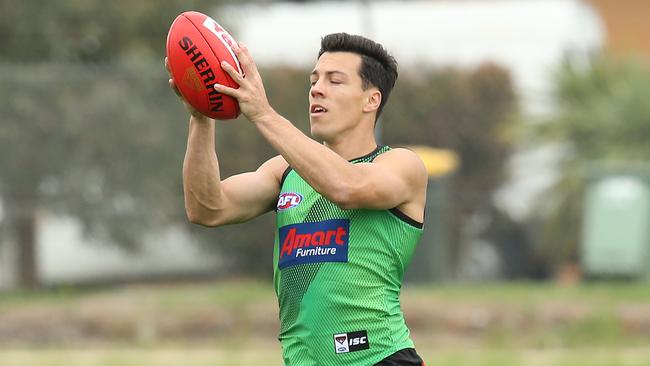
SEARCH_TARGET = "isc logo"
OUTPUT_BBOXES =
[333,330,370,354]
[277,192,303,210]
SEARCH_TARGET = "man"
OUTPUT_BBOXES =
[167,33,427,366]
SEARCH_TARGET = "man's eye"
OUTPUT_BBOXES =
[331,80,342,85]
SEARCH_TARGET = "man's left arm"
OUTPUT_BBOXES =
[214,43,427,212]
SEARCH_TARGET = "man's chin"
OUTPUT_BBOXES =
[310,127,328,142]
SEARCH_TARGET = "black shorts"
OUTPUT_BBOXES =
[375,348,425,366]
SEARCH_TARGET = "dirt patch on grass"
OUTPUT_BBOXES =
[1,283,649,347]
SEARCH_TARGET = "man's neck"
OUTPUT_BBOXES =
[323,134,378,161]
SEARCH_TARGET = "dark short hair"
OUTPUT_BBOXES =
[318,33,398,120]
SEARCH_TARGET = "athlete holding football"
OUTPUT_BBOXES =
[167,33,427,366]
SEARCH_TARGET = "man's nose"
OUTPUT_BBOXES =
[310,81,325,98]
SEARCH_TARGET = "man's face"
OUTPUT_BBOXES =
[309,52,373,141]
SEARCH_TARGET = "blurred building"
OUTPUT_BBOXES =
[586,0,650,61]
[0,215,220,290]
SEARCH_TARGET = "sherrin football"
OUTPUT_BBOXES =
[166,11,242,120]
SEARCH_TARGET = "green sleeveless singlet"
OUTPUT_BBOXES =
[273,146,423,366]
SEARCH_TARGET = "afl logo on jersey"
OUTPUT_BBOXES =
[277,192,303,210]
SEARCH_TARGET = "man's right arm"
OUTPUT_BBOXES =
[167,57,284,226]
[183,115,285,227]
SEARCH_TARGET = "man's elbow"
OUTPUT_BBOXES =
[326,183,364,210]
[186,211,210,226]
[187,213,208,226]
[330,196,355,210]
[185,207,223,227]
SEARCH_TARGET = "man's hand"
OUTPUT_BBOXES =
[165,57,212,121]
[213,42,274,123]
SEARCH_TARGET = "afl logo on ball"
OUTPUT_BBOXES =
[201,18,243,74]
[277,193,303,210]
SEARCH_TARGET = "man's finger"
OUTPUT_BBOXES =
[238,43,255,67]
[236,43,263,83]
[169,78,182,98]
[221,61,245,85]
[165,57,172,76]
[214,82,240,99]
[231,42,256,78]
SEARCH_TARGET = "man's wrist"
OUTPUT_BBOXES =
[249,106,277,126]
[190,113,214,125]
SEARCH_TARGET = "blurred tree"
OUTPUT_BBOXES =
[0,0,273,63]
[0,0,520,286]
[0,64,190,288]
[530,57,650,271]
[0,63,294,288]
[381,64,519,275]
[0,0,230,288]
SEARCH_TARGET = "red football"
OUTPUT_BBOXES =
[166,11,242,120]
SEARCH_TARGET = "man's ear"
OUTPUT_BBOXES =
[363,89,381,113]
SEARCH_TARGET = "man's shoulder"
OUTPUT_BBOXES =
[265,154,290,168]
[376,147,426,169]
[374,147,428,186]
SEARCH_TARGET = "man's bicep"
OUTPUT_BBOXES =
[220,156,286,223]
[220,172,279,221]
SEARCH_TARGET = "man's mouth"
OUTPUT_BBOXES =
[310,104,328,115]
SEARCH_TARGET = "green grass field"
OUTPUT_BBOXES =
[1,280,650,366]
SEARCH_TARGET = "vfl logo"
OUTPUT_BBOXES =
[334,334,349,353]
[333,330,369,354]
[277,192,303,211]
[278,219,349,269]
